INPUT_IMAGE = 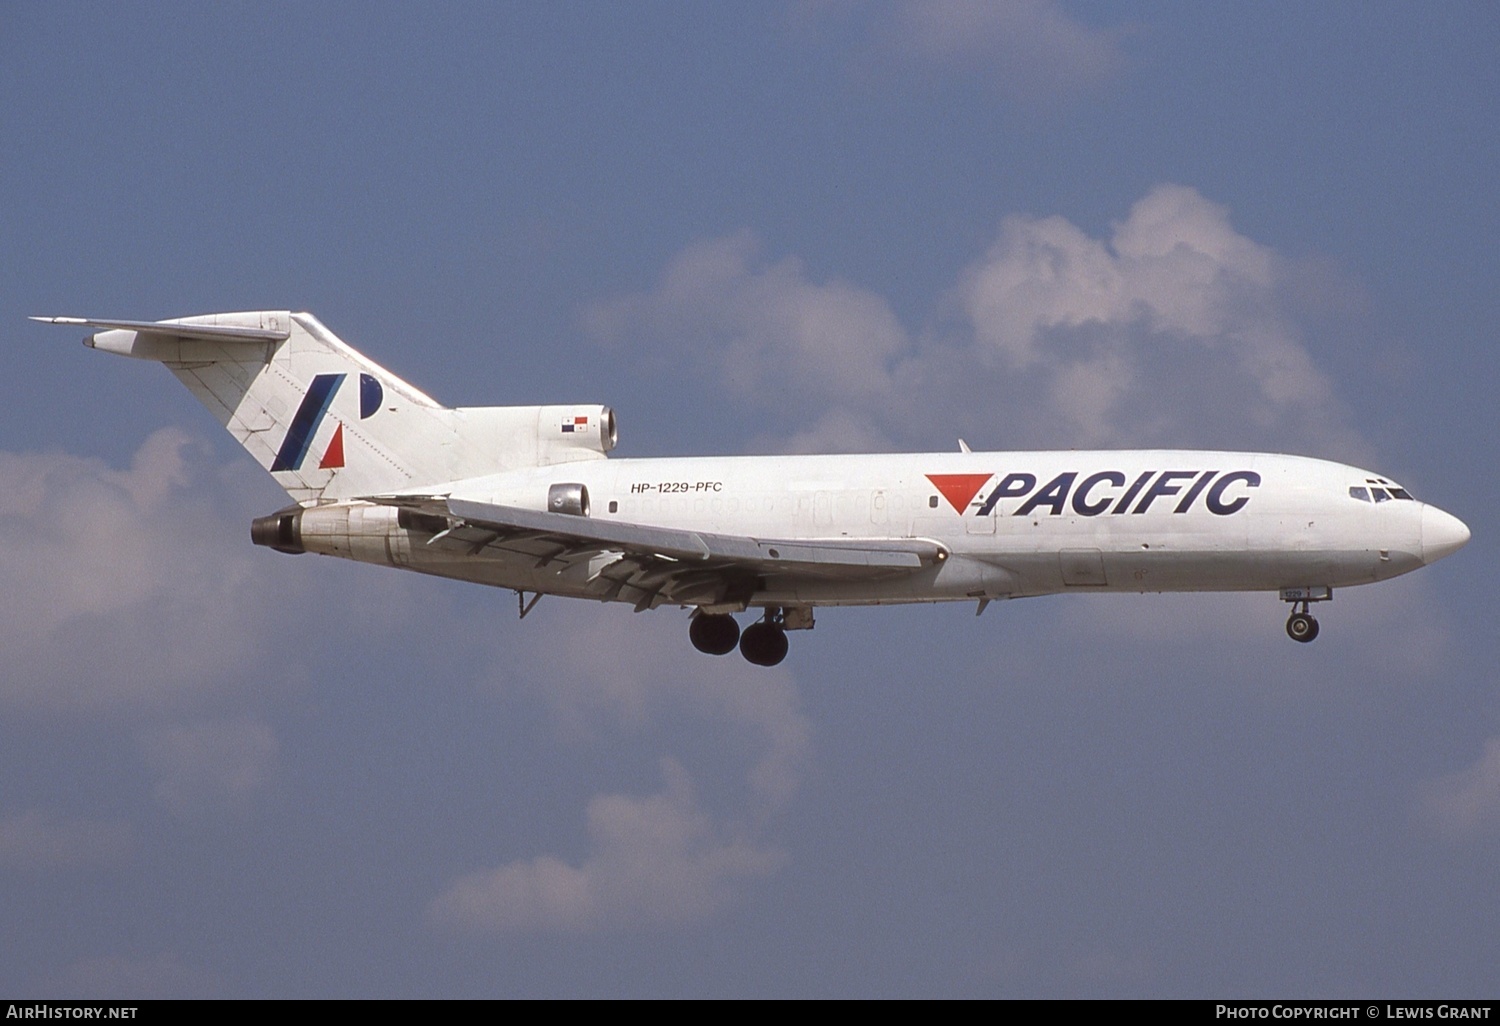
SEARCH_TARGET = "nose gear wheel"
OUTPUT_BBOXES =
[1285,601,1320,643]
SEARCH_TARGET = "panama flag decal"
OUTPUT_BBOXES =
[925,473,993,513]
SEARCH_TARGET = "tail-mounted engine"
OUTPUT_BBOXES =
[446,404,618,476]
[251,503,406,565]
[250,507,305,554]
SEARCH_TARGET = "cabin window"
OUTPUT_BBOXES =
[608,500,618,513]
[929,495,939,508]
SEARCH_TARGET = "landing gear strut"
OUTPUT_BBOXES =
[1280,587,1329,643]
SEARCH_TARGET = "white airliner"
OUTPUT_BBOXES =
[35,311,1470,666]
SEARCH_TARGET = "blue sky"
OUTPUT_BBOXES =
[3,1,1497,997]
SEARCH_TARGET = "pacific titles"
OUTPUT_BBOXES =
[970,469,1261,517]
[621,470,1262,515]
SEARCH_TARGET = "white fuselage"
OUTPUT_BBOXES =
[44,310,1470,656]
[300,449,1462,610]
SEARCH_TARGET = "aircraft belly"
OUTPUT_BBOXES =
[392,534,1399,608]
[1096,548,1387,592]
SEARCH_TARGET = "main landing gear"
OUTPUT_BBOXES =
[739,618,790,667]
[1280,587,1330,644]
[690,607,811,666]
[688,611,740,655]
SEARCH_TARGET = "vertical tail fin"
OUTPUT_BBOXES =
[64,312,447,503]
[39,311,616,504]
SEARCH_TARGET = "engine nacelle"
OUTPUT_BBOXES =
[553,405,617,457]
[250,507,305,554]
[446,404,618,477]
[251,503,406,565]
[547,482,591,517]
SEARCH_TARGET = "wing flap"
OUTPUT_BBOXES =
[371,494,944,608]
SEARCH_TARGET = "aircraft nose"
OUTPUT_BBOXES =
[1421,504,1471,564]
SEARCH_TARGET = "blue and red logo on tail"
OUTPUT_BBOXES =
[270,372,383,473]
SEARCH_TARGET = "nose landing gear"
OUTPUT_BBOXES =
[1285,607,1319,643]
[1280,587,1330,643]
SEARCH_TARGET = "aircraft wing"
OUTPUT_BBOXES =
[369,495,947,610]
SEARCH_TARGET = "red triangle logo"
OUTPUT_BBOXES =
[925,473,992,513]
[319,422,345,469]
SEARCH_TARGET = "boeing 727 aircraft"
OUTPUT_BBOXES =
[36,311,1470,666]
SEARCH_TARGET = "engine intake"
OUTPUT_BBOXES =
[548,482,591,517]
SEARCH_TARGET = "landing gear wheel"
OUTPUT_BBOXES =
[689,613,740,655]
[1286,612,1319,643]
[739,621,789,667]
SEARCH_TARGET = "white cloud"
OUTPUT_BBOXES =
[0,429,415,715]
[586,230,908,409]
[753,408,897,456]
[138,718,279,816]
[0,429,271,711]
[429,611,811,933]
[0,810,133,869]
[1417,738,1500,842]
[956,187,1276,362]
[428,757,787,934]
[951,184,1357,451]
[881,0,1126,97]
[792,0,1128,101]
[587,185,1366,460]
[509,610,811,815]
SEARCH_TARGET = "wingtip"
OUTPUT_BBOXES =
[31,316,95,346]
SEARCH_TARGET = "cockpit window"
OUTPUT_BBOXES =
[1352,477,1415,502]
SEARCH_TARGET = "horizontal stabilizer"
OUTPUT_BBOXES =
[30,315,290,343]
